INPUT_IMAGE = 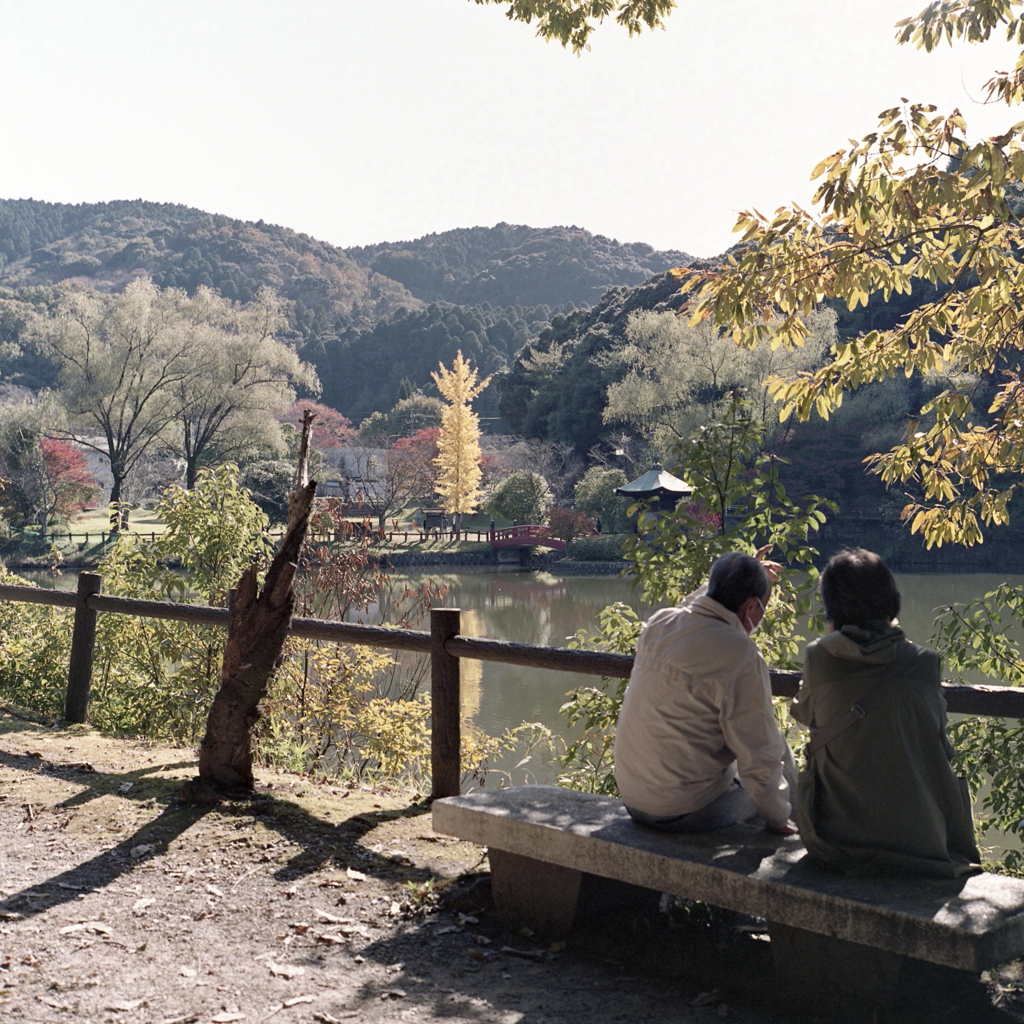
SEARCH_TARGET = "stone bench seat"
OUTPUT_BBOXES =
[433,785,1024,1013]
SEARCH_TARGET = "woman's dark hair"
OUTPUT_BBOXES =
[819,548,901,628]
[707,552,770,613]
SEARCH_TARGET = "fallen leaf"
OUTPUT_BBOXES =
[130,845,154,859]
[59,921,112,936]
[283,995,314,1007]
[37,995,69,1009]
[133,898,156,914]
[107,998,146,1011]
[179,967,197,978]
[548,940,566,952]
[290,923,310,935]
[691,991,719,1007]
[456,913,479,925]
[315,933,346,946]
[338,923,370,938]
[205,884,225,898]
[466,947,486,962]
[267,961,305,979]
[210,1014,246,1023]
[380,989,406,1000]
[345,868,366,881]
[499,946,544,960]
[315,910,351,924]
[388,901,401,916]
[119,783,134,794]
[472,934,492,945]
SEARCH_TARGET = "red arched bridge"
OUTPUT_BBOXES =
[489,525,566,552]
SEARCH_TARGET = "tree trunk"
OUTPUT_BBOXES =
[184,478,317,798]
[109,470,127,533]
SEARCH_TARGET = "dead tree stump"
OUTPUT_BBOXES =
[183,479,317,800]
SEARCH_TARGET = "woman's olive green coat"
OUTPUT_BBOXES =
[792,624,980,878]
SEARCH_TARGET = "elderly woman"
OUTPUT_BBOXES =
[791,548,980,878]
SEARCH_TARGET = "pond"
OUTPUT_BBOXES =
[380,568,1024,742]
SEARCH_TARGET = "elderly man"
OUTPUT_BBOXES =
[613,550,797,835]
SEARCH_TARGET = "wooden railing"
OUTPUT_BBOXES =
[2,571,1024,800]
[6,528,495,548]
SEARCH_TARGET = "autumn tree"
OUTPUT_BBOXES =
[0,403,98,538]
[344,433,439,530]
[432,352,492,537]
[683,1,1024,549]
[278,400,355,450]
[544,506,596,544]
[392,427,441,499]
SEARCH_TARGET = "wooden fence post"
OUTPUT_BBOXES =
[64,572,102,723]
[430,606,461,800]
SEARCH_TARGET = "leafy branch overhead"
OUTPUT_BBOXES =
[681,0,1024,548]
[472,0,676,51]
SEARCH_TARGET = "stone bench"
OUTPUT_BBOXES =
[433,785,1024,1014]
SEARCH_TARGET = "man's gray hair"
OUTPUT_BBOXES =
[706,552,770,613]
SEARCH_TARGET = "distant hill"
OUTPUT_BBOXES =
[346,223,693,308]
[0,198,419,320]
[0,200,700,424]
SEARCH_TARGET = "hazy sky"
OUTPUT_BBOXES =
[0,1,1018,258]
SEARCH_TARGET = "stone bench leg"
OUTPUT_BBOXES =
[768,922,907,1013]
[768,923,979,1018]
[487,848,582,939]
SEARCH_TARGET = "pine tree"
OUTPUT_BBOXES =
[432,351,491,537]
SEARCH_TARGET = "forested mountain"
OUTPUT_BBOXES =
[0,198,418,322]
[497,263,938,513]
[306,301,566,424]
[498,271,691,455]
[0,202,705,423]
[346,223,693,307]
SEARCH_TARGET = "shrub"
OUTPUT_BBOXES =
[573,467,632,533]
[484,471,552,523]
[566,534,628,561]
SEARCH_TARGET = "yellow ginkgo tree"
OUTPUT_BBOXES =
[682,0,1024,549]
[432,352,492,538]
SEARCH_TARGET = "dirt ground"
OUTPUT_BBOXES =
[2,711,1023,1024]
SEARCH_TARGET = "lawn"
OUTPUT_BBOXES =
[70,506,167,536]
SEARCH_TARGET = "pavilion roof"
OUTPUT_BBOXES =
[615,464,693,499]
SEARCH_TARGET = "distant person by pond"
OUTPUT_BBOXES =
[792,548,981,878]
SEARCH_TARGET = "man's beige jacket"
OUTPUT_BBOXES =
[613,586,793,827]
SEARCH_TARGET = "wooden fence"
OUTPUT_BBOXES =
[2,570,1024,800]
